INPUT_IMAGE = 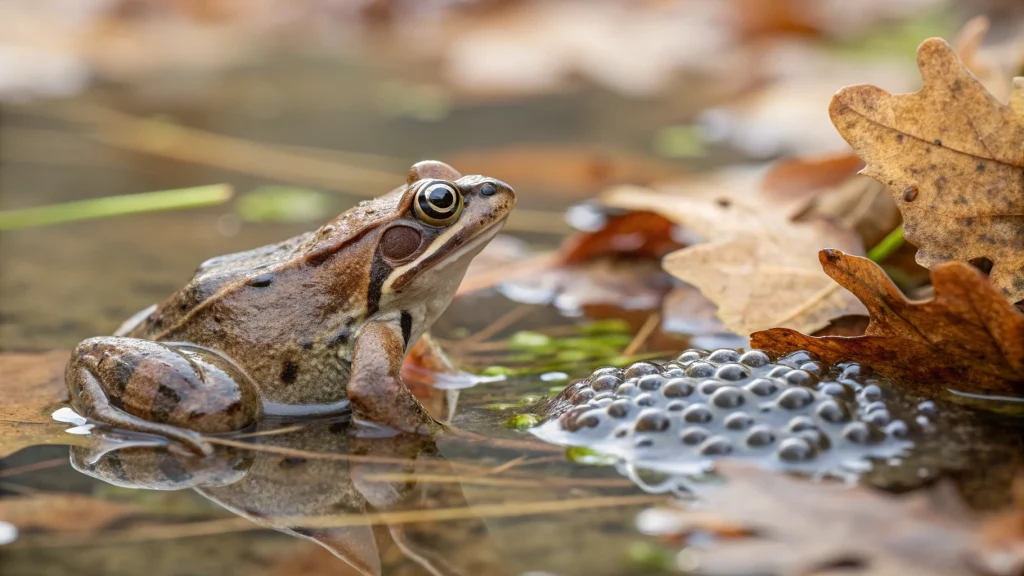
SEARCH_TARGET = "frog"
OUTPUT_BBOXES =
[65,160,516,456]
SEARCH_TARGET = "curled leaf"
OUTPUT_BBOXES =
[752,250,1024,396]
[830,37,1024,302]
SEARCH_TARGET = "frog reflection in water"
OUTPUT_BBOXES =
[65,161,516,454]
[71,423,500,576]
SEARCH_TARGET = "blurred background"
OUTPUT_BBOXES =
[4,2,1024,576]
[5,0,1023,352]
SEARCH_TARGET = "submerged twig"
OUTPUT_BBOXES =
[483,455,567,476]
[9,493,665,549]
[0,458,67,478]
[462,305,535,345]
[362,472,631,488]
[204,437,490,472]
[622,313,661,357]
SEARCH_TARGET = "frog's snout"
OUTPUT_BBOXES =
[475,178,516,217]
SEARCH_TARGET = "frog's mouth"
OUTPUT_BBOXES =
[390,216,508,291]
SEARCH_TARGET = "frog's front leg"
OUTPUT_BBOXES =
[66,337,262,456]
[348,321,445,435]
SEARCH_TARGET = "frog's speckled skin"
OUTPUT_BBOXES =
[65,161,515,455]
[532,349,921,479]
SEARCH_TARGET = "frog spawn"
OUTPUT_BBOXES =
[530,349,918,481]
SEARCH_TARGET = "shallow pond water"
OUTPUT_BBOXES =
[2,36,1023,576]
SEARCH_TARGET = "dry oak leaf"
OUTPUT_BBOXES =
[752,249,1024,397]
[603,171,866,336]
[760,152,900,248]
[830,37,1024,303]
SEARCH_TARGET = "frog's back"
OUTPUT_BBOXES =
[126,231,316,339]
[127,188,408,340]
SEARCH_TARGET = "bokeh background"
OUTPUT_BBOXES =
[3,2,1024,575]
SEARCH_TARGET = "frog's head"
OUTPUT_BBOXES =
[375,161,514,330]
[304,161,514,343]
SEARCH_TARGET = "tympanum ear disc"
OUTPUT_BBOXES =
[380,226,423,262]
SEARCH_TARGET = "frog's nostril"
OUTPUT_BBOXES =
[480,183,497,197]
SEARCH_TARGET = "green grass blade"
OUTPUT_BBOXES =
[867,224,904,262]
[0,184,234,231]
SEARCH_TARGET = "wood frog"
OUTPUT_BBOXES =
[64,161,515,455]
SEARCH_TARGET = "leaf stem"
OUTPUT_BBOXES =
[0,184,234,231]
[867,224,904,262]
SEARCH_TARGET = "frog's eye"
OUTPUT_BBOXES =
[414,181,463,227]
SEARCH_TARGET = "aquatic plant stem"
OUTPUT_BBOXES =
[867,224,905,262]
[0,185,234,231]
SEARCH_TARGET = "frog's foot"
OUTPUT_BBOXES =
[349,321,447,436]
[65,337,261,457]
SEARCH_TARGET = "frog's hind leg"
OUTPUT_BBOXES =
[68,362,214,456]
[66,337,261,456]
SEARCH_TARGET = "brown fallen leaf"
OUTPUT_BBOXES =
[729,0,947,40]
[830,37,1024,303]
[0,350,90,457]
[653,461,978,576]
[751,249,1024,397]
[556,210,684,265]
[761,152,900,248]
[0,350,71,423]
[971,475,1024,576]
[603,170,866,336]
[0,494,151,535]
[500,258,674,316]
[760,152,864,210]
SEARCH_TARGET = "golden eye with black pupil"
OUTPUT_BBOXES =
[414,181,463,226]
